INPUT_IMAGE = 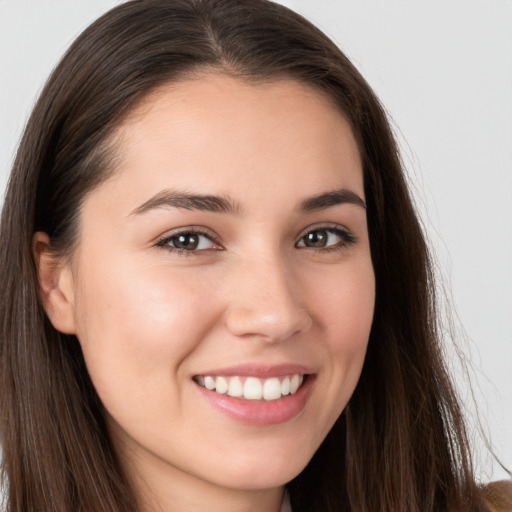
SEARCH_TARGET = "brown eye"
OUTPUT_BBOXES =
[157,231,219,252]
[296,227,356,250]
[302,230,329,248]
[172,233,200,250]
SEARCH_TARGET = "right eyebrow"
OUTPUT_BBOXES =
[298,188,366,212]
[129,189,243,216]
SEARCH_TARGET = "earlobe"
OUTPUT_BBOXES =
[33,232,77,334]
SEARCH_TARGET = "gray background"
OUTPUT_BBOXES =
[1,0,510,481]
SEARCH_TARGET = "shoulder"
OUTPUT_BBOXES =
[481,481,512,512]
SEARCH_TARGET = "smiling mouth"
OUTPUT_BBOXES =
[194,374,306,401]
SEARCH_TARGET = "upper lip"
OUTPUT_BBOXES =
[194,363,315,378]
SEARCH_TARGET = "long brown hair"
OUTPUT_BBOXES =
[0,1,487,510]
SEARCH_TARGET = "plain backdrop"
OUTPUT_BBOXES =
[1,0,511,482]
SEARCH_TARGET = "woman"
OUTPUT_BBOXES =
[0,1,510,511]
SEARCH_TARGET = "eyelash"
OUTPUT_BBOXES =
[296,225,357,252]
[156,228,221,257]
[155,225,357,257]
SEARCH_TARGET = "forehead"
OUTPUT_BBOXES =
[96,74,363,213]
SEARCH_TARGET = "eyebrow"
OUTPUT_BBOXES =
[298,188,366,211]
[130,190,242,216]
[130,187,366,217]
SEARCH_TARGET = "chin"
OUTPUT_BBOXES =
[206,447,313,491]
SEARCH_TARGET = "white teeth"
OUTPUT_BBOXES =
[281,376,291,395]
[227,377,243,397]
[243,377,263,400]
[290,374,302,394]
[262,378,281,400]
[215,376,229,394]
[204,376,215,390]
[196,374,305,401]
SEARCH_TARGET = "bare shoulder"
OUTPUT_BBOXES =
[482,481,512,512]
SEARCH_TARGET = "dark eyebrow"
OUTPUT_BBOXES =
[130,189,242,216]
[298,188,366,212]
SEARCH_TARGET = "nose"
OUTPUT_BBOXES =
[224,255,313,343]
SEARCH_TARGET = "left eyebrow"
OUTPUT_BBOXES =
[130,189,242,216]
[298,188,366,212]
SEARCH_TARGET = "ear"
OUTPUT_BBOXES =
[33,232,77,334]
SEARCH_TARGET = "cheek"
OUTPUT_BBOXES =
[310,259,375,408]
[314,258,375,347]
[72,258,219,413]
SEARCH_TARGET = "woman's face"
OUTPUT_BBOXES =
[50,76,375,499]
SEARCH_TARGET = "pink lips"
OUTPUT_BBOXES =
[194,363,315,425]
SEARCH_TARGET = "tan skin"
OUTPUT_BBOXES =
[35,75,375,512]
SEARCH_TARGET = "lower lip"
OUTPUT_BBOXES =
[195,376,314,425]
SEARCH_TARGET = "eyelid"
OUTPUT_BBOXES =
[155,226,224,250]
[295,223,357,248]
[296,222,352,240]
